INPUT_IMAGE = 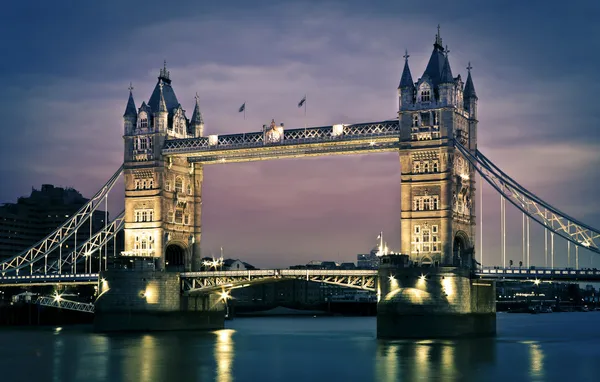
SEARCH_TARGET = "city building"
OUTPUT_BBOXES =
[0,185,107,262]
[357,248,381,269]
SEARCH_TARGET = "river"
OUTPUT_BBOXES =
[1,312,599,381]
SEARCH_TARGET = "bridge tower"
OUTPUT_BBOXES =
[397,29,478,268]
[122,64,205,272]
[94,65,223,332]
[377,28,494,339]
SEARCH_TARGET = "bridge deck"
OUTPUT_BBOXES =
[1,268,599,288]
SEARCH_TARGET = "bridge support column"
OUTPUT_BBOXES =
[94,266,224,332]
[191,164,203,272]
[377,255,495,339]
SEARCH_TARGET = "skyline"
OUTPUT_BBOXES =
[1,1,599,268]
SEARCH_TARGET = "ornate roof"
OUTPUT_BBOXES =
[123,90,137,118]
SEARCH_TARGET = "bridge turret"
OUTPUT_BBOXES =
[464,63,478,120]
[437,52,455,106]
[398,50,415,110]
[190,93,205,137]
[123,85,137,135]
[154,80,169,133]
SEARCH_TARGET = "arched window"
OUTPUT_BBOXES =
[433,197,439,210]
[139,112,148,129]
[432,160,439,173]
[414,161,421,173]
[175,178,183,193]
[423,161,430,173]
[421,89,431,102]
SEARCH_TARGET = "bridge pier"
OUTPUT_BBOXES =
[377,255,495,339]
[94,266,224,332]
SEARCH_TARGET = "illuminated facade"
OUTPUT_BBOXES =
[122,64,204,271]
[398,29,478,267]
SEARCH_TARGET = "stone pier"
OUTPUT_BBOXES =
[377,255,495,339]
[94,268,224,332]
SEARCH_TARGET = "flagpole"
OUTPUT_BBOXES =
[304,94,307,129]
[244,101,246,121]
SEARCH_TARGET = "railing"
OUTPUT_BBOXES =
[476,267,600,280]
[0,273,99,285]
[163,120,400,154]
[36,296,95,313]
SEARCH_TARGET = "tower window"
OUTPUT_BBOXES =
[433,111,439,125]
[140,137,147,150]
[412,114,419,127]
[413,161,421,173]
[165,181,171,192]
[421,90,431,102]
[175,178,183,193]
[187,183,192,195]
[140,118,148,129]
[175,209,184,224]
[420,112,431,126]
[432,160,439,173]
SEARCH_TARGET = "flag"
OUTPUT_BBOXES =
[297,95,306,108]
[238,103,245,113]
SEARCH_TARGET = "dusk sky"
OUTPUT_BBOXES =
[0,1,599,268]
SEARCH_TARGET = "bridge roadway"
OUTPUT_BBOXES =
[1,267,600,289]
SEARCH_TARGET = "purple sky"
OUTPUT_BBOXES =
[1,1,599,268]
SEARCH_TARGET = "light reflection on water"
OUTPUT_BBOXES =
[0,313,599,382]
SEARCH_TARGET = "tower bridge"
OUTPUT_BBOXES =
[1,28,600,337]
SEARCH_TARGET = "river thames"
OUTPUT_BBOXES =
[1,312,599,382]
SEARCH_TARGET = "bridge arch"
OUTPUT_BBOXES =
[453,231,472,268]
[165,242,187,271]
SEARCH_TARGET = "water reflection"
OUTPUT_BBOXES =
[215,329,235,382]
[376,338,496,381]
[528,341,545,379]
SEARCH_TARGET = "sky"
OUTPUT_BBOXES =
[0,0,599,268]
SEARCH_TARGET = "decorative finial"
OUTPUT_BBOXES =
[195,92,200,102]
[445,45,450,56]
[159,60,170,80]
[403,49,410,61]
[435,24,443,47]
[128,82,134,92]
[467,62,473,72]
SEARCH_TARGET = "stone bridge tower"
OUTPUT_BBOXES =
[122,63,205,272]
[397,29,478,268]
[378,28,494,340]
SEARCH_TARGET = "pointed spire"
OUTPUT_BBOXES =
[158,80,168,113]
[398,50,415,89]
[464,62,477,99]
[422,26,447,86]
[123,82,137,117]
[190,92,204,126]
[440,49,454,84]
